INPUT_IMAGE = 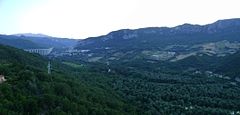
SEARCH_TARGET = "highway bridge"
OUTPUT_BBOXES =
[24,48,53,56]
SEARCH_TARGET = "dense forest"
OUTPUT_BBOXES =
[0,45,137,115]
[0,44,240,114]
[85,59,240,114]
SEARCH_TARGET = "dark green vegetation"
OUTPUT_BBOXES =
[2,46,240,115]
[215,52,240,77]
[105,60,240,114]
[1,18,240,114]
[0,45,136,114]
[64,53,240,114]
[71,18,240,114]
[57,52,240,114]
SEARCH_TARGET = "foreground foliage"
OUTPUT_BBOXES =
[1,45,240,114]
[0,45,136,115]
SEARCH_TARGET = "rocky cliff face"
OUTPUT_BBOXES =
[72,18,240,63]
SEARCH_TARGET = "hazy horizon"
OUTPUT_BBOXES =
[0,0,240,39]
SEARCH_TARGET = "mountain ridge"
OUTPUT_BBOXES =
[1,18,240,114]
[13,33,53,38]
[72,18,240,74]
[81,18,240,41]
[0,34,78,49]
[76,18,240,47]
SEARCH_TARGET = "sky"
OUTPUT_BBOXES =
[0,0,240,39]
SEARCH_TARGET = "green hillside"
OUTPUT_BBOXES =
[0,34,77,50]
[1,18,240,114]
[0,45,136,114]
[215,52,240,77]
[0,35,42,49]
[68,19,240,114]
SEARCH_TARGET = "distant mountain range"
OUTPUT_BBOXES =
[0,35,41,49]
[69,18,240,78]
[74,18,240,62]
[76,18,240,49]
[1,18,240,75]
[13,33,52,38]
[0,34,78,49]
[1,18,240,114]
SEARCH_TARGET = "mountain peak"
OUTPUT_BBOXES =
[173,23,203,33]
[13,33,52,38]
[214,18,240,24]
[207,18,240,31]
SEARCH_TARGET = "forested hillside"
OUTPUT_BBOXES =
[0,45,136,114]
[58,51,240,114]
[1,18,240,115]
[0,35,42,49]
[74,18,240,66]
[0,34,77,49]
[61,18,240,114]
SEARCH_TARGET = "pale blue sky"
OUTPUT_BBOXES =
[0,0,240,39]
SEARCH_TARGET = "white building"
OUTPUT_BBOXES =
[0,75,6,83]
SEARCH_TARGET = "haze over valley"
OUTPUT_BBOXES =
[0,0,240,114]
